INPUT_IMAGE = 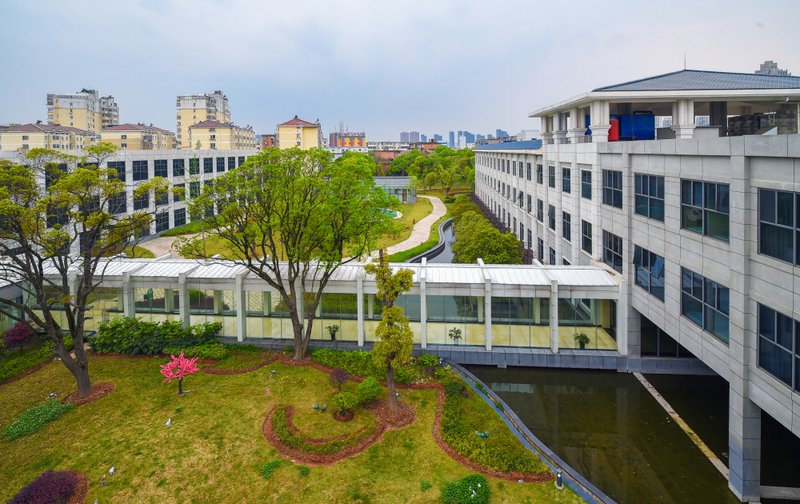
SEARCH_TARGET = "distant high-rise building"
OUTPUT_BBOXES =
[448,131,455,147]
[176,90,231,149]
[476,134,485,142]
[409,131,420,143]
[434,134,443,143]
[260,134,276,149]
[495,128,509,138]
[755,60,791,76]
[47,88,118,134]
[420,134,427,142]
[487,134,494,140]
[400,131,410,143]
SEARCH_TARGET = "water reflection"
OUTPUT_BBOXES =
[427,221,455,263]
[467,366,740,504]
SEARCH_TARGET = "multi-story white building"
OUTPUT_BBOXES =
[474,69,800,502]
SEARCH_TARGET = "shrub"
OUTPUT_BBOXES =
[329,368,350,391]
[260,460,281,478]
[298,465,310,477]
[356,377,382,405]
[418,353,439,369]
[9,470,79,504]
[332,391,359,415]
[163,343,229,360]
[440,474,489,504]
[0,345,53,382]
[90,317,221,355]
[421,481,432,492]
[4,322,35,350]
[3,400,74,441]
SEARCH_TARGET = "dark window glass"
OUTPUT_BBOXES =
[562,167,571,193]
[581,170,592,199]
[172,159,185,177]
[173,208,186,227]
[758,189,797,264]
[548,165,555,188]
[681,179,729,241]
[155,212,170,233]
[174,183,185,202]
[633,245,665,301]
[602,170,623,208]
[548,205,555,230]
[602,230,623,273]
[217,157,225,172]
[680,267,729,343]
[549,247,556,265]
[537,199,543,222]
[190,181,200,198]
[154,159,168,178]
[109,192,126,214]
[634,174,665,221]
[107,161,125,182]
[133,193,149,210]
[204,158,213,174]
[132,160,148,181]
[581,220,592,254]
[189,158,200,175]
[562,212,571,242]
[536,164,543,184]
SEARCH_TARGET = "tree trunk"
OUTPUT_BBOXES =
[386,364,398,410]
[53,342,92,398]
[178,377,184,395]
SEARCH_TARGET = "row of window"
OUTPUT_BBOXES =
[108,156,246,181]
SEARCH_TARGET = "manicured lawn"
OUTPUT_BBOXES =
[124,245,155,258]
[0,353,583,503]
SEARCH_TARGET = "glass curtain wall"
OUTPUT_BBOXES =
[364,294,421,343]
[188,284,236,336]
[426,295,483,346]
[558,298,617,350]
[490,297,549,347]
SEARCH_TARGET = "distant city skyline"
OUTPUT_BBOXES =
[1,1,798,139]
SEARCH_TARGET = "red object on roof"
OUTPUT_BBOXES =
[278,115,318,127]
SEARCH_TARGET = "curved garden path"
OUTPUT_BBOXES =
[378,195,446,257]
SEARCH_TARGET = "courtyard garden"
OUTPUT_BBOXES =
[0,332,583,503]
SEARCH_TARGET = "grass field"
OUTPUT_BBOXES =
[0,353,582,503]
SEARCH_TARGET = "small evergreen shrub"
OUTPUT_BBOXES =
[332,391,359,415]
[440,474,489,504]
[163,343,229,360]
[9,470,79,504]
[421,481,432,492]
[356,377,382,404]
[418,354,439,374]
[298,465,310,477]
[260,460,281,478]
[311,349,378,377]
[3,400,74,440]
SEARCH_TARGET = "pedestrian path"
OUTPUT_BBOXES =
[137,234,194,258]
[382,195,447,256]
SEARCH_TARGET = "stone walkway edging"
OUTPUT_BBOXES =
[447,360,616,504]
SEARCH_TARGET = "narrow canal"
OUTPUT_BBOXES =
[467,366,741,504]
[426,220,455,263]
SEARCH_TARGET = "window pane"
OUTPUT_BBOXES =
[650,199,665,221]
[759,223,794,262]
[705,210,729,241]
[777,191,794,226]
[776,312,793,349]
[759,338,793,386]
[682,293,703,326]
[682,205,703,233]
[760,190,776,223]
[758,304,775,341]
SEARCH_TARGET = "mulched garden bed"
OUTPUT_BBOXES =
[62,382,115,406]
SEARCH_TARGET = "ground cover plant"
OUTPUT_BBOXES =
[3,400,74,440]
[0,353,583,503]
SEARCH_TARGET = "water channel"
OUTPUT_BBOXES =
[468,366,740,504]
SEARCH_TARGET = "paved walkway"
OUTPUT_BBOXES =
[137,234,195,258]
[382,195,447,256]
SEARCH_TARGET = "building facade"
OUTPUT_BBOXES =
[0,123,94,152]
[47,89,118,133]
[176,91,231,149]
[276,115,322,149]
[474,69,800,502]
[188,120,257,150]
[329,131,366,147]
[101,123,176,150]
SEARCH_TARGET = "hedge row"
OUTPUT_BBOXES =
[89,317,221,355]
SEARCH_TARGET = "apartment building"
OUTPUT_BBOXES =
[0,123,94,152]
[176,91,230,149]
[276,115,322,149]
[474,69,800,502]
[188,120,257,150]
[47,89,118,133]
[101,123,176,150]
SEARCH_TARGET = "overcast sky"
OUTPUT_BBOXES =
[1,0,798,140]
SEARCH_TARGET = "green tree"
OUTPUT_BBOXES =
[188,148,395,359]
[0,144,169,397]
[423,171,438,191]
[364,251,414,411]
[452,211,522,264]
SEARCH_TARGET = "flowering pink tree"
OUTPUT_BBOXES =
[160,352,199,395]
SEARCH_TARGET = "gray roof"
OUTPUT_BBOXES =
[593,69,800,92]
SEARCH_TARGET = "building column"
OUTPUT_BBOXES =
[550,280,559,353]
[589,100,611,143]
[122,272,134,317]
[616,283,628,356]
[164,288,174,313]
[234,273,245,342]
[420,273,428,350]
[484,279,492,351]
[262,291,271,316]
[672,99,696,139]
[728,395,761,502]
[356,277,364,347]
[567,107,586,143]
[178,274,189,329]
